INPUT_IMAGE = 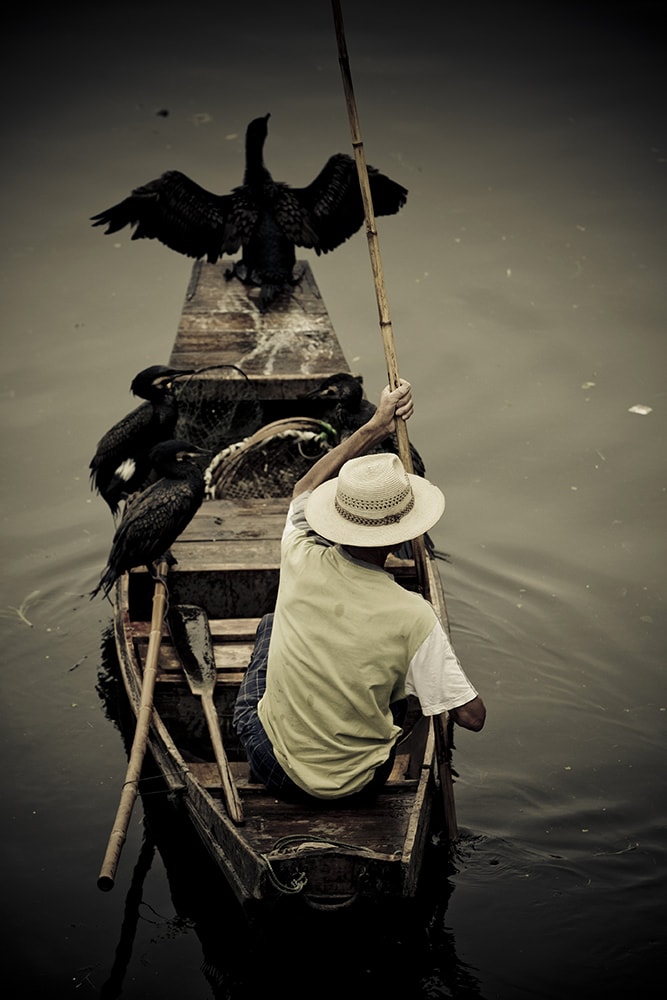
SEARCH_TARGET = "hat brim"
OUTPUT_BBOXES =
[305,473,445,547]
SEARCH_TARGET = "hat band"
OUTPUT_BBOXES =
[334,488,415,527]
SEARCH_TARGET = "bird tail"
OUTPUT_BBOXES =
[89,566,115,601]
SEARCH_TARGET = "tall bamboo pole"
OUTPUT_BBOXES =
[331,0,458,841]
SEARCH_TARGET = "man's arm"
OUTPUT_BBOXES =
[293,380,414,499]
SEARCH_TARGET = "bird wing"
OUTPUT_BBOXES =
[91,171,258,262]
[281,153,408,253]
[109,477,202,563]
[90,402,156,479]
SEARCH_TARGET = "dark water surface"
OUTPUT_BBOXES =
[2,2,665,997]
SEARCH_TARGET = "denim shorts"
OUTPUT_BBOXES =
[232,614,303,797]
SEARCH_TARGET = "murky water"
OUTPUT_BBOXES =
[2,2,664,997]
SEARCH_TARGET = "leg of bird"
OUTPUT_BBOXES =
[149,554,175,588]
[225,261,248,284]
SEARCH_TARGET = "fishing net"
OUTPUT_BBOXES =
[172,365,264,456]
[205,418,338,500]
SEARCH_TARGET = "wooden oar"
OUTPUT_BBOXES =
[331,0,459,842]
[167,604,244,825]
[98,559,170,891]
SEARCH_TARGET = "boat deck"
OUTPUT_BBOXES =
[110,260,441,907]
[168,260,351,408]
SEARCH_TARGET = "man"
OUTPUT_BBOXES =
[233,379,485,804]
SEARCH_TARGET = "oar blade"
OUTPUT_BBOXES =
[168,604,217,695]
[167,604,244,824]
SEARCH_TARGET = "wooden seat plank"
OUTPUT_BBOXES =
[135,639,253,681]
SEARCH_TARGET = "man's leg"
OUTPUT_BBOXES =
[232,614,302,797]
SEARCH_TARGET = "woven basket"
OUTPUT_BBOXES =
[205,418,337,500]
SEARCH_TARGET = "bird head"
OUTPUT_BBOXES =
[149,439,209,461]
[247,113,270,134]
[244,114,271,153]
[304,372,365,408]
[130,365,196,400]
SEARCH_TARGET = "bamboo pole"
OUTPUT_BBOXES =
[98,560,169,890]
[331,0,429,590]
[331,0,458,841]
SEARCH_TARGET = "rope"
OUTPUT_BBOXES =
[271,834,374,854]
[260,859,308,895]
[260,834,374,898]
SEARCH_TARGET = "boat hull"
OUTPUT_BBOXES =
[108,262,453,912]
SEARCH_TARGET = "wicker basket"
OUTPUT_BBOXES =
[205,418,337,500]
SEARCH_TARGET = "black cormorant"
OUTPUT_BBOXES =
[304,372,427,478]
[91,114,408,312]
[89,364,194,517]
[90,439,207,600]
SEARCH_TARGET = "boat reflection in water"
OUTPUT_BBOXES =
[96,630,482,1000]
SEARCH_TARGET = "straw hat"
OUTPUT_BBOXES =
[305,453,445,547]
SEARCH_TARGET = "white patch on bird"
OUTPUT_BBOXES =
[115,458,137,482]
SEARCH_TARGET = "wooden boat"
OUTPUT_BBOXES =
[110,261,455,914]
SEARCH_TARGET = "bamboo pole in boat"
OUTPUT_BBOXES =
[97,561,170,890]
[331,0,429,590]
[331,0,458,842]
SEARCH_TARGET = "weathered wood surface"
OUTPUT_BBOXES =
[169,261,350,398]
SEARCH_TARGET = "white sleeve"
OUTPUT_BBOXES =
[282,491,334,549]
[281,492,311,544]
[405,621,478,715]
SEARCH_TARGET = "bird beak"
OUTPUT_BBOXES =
[162,368,196,389]
[303,386,336,400]
[303,384,331,399]
[182,444,212,459]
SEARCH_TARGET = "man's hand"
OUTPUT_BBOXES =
[449,695,486,732]
[370,380,414,438]
[293,379,414,498]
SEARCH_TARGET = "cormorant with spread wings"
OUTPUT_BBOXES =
[91,114,408,311]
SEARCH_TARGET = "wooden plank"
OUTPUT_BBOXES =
[135,637,253,678]
[171,499,287,561]
[389,753,411,782]
[132,618,260,644]
[189,760,262,790]
[169,501,416,574]
[208,617,262,640]
[238,791,417,857]
[168,261,350,394]
[132,618,261,640]
[188,760,418,794]
[170,542,281,568]
[175,498,287,540]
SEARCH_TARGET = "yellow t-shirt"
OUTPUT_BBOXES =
[258,494,476,798]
